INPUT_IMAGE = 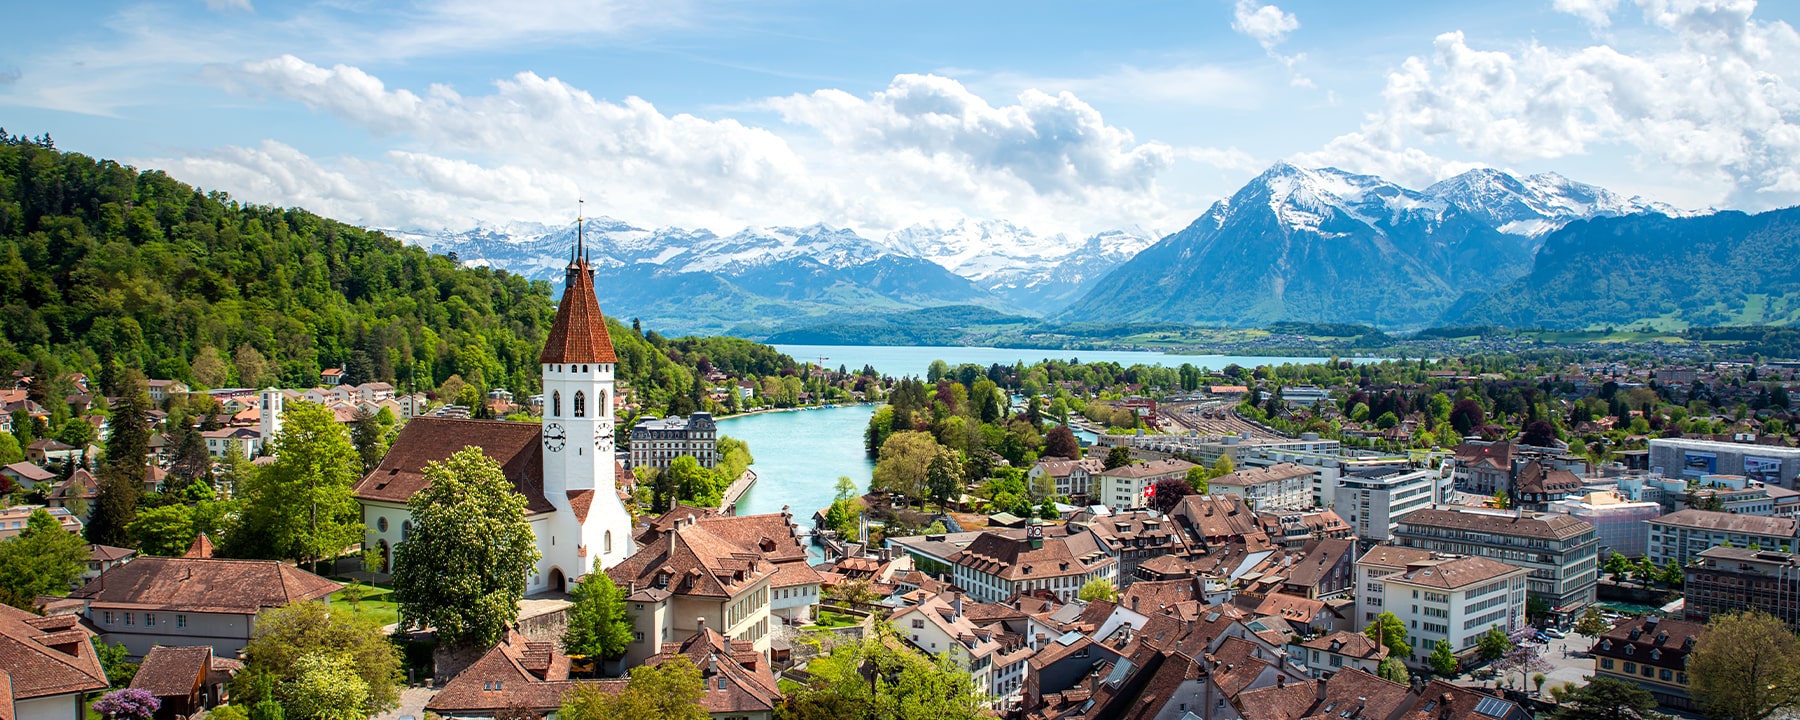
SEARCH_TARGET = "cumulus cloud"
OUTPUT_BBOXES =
[1230,0,1311,87]
[1299,0,1800,209]
[165,57,1192,236]
[1554,0,1622,26]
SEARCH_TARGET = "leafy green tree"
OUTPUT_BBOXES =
[391,447,540,648]
[1078,577,1119,603]
[1549,676,1663,720]
[274,653,369,720]
[925,449,962,510]
[228,402,362,569]
[561,656,707,720]
[1377,656,1410,684]
[0,509,89,604]
[1602,551,1632,578]
[564,571,633,665]
[233,602,400,716]
[1365,611,1410,660]
[97,639,139,687]
[1208,454,1234,478]
[1690,610,1800,720]
[0,433,20,466]
[1103,445,1133,470]
[1478,626,1514,662]
[778,628,988,720]
[823,476,862,539]
[348,408,390,473]
[1575,607,1612,647]
[1427,638,1459,676]
[667,455,719,507]
[127,504,196,557]
[167,427,212,492]
[88,371,151,548]
[1185,466,1210,494]
[872,431,940,503]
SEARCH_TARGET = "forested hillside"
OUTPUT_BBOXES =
[0,132,796,411]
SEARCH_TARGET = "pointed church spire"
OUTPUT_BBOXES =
[542,199,616,364]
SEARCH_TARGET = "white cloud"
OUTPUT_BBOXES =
[1300,0,1800,209]
[979,65,1264,110]
[1230,0,1312,88]
[162,58,1193,236]
[1554,0,1621,27]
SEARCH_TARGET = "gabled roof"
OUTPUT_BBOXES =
[69,557,340,614]
[0,604,108,700]
[130,645,211,698]
[638,505,809,566]
[353,417,552,514]
[0,463,53,483]
[539,255,617,364]
[607,519,771,599]
[427,629,592,714]
[645,628,781,715]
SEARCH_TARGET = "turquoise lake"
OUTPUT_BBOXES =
[771,344,1331,379]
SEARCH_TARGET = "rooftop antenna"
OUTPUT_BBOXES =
[577,198,586,263]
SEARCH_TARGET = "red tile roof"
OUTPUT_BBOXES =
[353,417,553,514]
[130,645,210,698]
[69,557,340,615]
[539,256,617,364]
[427,629,592,714]
[0,604,108,700]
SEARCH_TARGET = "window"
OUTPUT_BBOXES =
[145,613,156,626]
[103,611,113,624]
[1643,665,1654,678]
[575,391,586,417]
[605,531,612,553]
[176,615,187,629]
[553,391,562,417]
[1625,662,1636,673]
[124,613,133,626]
[634,632,645,643]
[718,677,727,690]
[1661,669,1673,681]
[401,520,412,540]
[1601,658,1614,669]
[912,619,925,629]
[378,517,389,533]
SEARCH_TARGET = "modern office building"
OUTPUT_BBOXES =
[1547,491,1662,557]
[1646,509,1799,566]
[1683,546,1800,628]
[1391,507,1599,621]
[1649,437,1800,487]
[1333,470,1447,542]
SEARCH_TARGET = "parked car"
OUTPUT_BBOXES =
[1543,628,1566,639]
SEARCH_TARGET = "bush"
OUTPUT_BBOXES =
[92,689,160,720]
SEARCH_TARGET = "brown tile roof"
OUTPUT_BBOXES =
[1381,556,1525,590]
[1395,507,1594,541]
[69,557,341,615]
[1356,545,1438,571]
[1236,677,1322,720]
[1396,679,1527,720]
[1299,630,1385,660]
[1251,593,1329,624]
[1283,538,1354,589]
[1594,615,1702,672]
[769,562,824,589]
[1515,460,1583,496]
[428,629,592,714]
[0,462,53,483]
[645,628,780,715]
[640,505,810,566]
[181,533,214,559]
[130,645,210,698]
[607,520,771,599]
[1118,579,1203,616]
[1651,508,1800,535]
[1171,494,1265,542]
[539,256,618,364]
[1096,458,1197,479]
[353,417,552,514]
[86,544,134,563]
[0,604,108,700]
[950,529,1116,581]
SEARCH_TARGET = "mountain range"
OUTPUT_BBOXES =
[388,163,1800,336]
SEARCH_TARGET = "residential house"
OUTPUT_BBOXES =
[1592,615,1702,711]
[45,470,98,518]
[1208,463,1313,511]
[642,626,782,719]
[145,379,190,404]
[128,645,238,719]
[83,544,134,582]
[1280,538,1356,600]
[425,628,590,717]
[1029,457,1105,501]
[68,556,341,658]
[201,427,262,458]
[25,438,79,466]
[1392,680,1532,720]
[635,504,819,627]
[1071,510,1198,584]
[1511,459,1584,511]
[0,604,109,718]
[891,591,1035,702]
[0,505,81,539]
[607,512,776,668]
[1234,668,1410,720]
[1295,631,1387,678]
[0,461,54,490]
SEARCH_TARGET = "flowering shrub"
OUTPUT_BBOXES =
[93,688,161,720]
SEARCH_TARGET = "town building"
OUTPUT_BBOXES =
[0,604,109,718]
[1683,546,1800,628]
[1333,469,1445,542]
[355,239,638,595]
[607,512,777,668]
[128,645,238,718]
[1281,385,1331,408]
[1353,545,1438,628]
[1093,458,1196,511]
[1028,456,1105,501]
[1650,437,1800,487]
[949,525,1117,604]
[1390,507,1598,621]
[145,378,190,404]
[0,504,81,539]
[67,555,341,658]
[629,413,720,470]
[1647,509,1800,566]
[1072,510,1199,584]
[201,426,262,458]
[1363,555,1529,667]
[1296,630,1387,678]
[1208,462,1313,511]
[1512,459,1584,511]
[83,544,134,581]
[1592,615,1702,711]
[1240,448,1410,508]
[1679,474,1800,517]
[891,591,1035,701]
[1547,491,1663,557]
[0,461,54,490]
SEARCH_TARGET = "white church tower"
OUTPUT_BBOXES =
[259,387,283,453]
[537,212,635,589]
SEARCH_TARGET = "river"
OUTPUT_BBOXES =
[771,344,1330,379]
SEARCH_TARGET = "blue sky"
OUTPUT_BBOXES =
[3,0,1798,238]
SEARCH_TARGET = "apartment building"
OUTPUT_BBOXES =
[1364,555,1529,668]
[1646,509,1799,566]
[1333,470,1446,542]
[1683,546,1800,628]
[1391,507,1598,622]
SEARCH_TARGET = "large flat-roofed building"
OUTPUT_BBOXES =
[1207,462,1313,511]
[1391,506,1598,621]
[1242,448,1411,508]
[1333,469,1446,542]
[1364,555,1529,668]
[1547,491,1662,557]
[1650,437,1800,487]
[1647,509,1799,565]
[629,412,719,470]
[1684,546,1800,628]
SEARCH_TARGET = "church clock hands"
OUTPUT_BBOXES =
[544,422,567,452]
[594,418,615,453]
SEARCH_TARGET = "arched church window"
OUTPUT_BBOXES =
[598,390,608,417]
[574,391,586,417]
[552,391,562,417]
[401,520,412,541]
[605,531,613,553]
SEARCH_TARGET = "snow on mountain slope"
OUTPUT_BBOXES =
[878,219,1154,313]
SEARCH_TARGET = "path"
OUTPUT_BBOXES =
[718,468,758,515]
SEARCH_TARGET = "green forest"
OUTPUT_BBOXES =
[0,132,798,415]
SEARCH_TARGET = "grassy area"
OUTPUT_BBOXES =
[814,610,863,629]
[331,583,401,627]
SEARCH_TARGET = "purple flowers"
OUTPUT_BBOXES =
[93,689,161,720]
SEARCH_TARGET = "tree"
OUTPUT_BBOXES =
[228,402,362,569]
[127,503,196,557]
[97,639,139,687]
[1208,454,1234,478]
[235,344,271,389]
[348,408,389,473]
[275,653,370,720]
[191,347,230,388]
[872,431,940,503]
[1044,425,1080,460]
[560,656,707,720]
[88,371,152,548]
[1550,676,1662,720]
[1521,420,1558,447]
[1149,476,1193,514]
[233,602,402,717]
[1450,398,1486,436]
[1427,638,1459,676]
[392,447,541,648]
[1478,626,1514,662]
[1574,607,1611,647]
[0,433,20,466]
[1078,577,1119,603]
[778,629,988,720]
[1103,445,1133,470]
[1690,610,1800,720]
[925,449,962,510]
[666,455,719,507]
[1185,466,1209,494]
[167,427,212,491]
[564,571,633,666]
[1602,551,1632,578]
[1365,611,1409,660]
[1377,656,1410,684]
[0,509,90,604]
[93,689,160,720]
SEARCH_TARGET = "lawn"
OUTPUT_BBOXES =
[814,610,863,629]
[331,583,401,627]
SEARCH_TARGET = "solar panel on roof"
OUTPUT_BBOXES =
[1474,696,1510,717]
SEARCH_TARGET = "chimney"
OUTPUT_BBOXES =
[952,593,964,620]
[697,616,706,630]
[1277,675,1287,689]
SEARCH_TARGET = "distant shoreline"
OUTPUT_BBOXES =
[716,401,878,423]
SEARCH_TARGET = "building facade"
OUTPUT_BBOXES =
[1093,459,1196,511]
[1683,546,1800,628]
[1592,615,1701,711]
[1333,470,1445,542]
[1207,463,1313,511]
[629,413,720,470]
[1547,491,1662,558]
[1649,437,1800,487]
[1391,507,1598,621]
[1364,555,1529,668]
[1647,509,1799,566]
[949,526,1118,604]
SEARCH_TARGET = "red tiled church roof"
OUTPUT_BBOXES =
[539,253,617,365]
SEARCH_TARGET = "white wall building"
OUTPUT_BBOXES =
[1333,469,1445,542]
[1362,554,1529,667]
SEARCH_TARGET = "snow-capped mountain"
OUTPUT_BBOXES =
[1060,162,1695,329]
[879,219,1155,312]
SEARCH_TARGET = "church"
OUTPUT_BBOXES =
[353,236,637,594]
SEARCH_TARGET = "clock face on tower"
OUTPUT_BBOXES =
[594,418,615,453]
[544,422,567,452]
